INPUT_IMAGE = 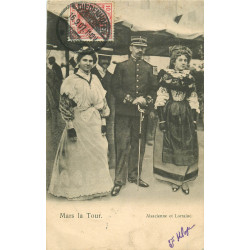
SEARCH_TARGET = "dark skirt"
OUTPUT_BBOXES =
[153,100,199,185]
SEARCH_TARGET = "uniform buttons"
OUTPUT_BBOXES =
[137,69,139,71]
[137,64,139,66]
[136,91,139,94]
[136,85,139,88]
[136,74,139,77]
[136,79,139,82]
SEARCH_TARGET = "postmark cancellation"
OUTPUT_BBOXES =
[68,2,114,42]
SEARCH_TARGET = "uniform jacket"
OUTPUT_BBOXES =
[111,57,157,116]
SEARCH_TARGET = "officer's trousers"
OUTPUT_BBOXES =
[114,114,148,186]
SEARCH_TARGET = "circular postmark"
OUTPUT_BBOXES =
[56,2,113,52]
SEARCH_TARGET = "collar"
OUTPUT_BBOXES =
[130,55,143,62]
[77,68,91,81]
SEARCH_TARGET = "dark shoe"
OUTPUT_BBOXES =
[172,185,180,192]
[181,187,189,195]
[128,178,149,188]
[111,185,122,196]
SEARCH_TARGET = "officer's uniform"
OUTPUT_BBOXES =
[111,55,157,185]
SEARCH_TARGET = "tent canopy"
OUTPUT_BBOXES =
[47,2,203,58]
[115,6,203,40]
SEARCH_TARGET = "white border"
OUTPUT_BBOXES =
[1,0,250,249]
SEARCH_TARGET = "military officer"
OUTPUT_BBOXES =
[111,36,157,196]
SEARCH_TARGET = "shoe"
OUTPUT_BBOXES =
[128,178,149,187]
[172,185,180,192]
[111,185,122,196]
[146,141,153,146]
[181,187,189,195]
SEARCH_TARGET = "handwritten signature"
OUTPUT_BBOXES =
[168,224,195,248]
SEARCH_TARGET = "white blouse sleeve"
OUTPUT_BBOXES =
[92,75,110,117]
[187,91,200,113]
[154,87,170,109]
[60,75,82,105]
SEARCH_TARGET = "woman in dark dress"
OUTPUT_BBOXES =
[153,46,200,195]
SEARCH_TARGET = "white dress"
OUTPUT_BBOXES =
[48,70,113,200]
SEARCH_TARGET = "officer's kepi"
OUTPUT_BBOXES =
[130,36,147,47]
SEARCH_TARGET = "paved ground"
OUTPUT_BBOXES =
[46,127,204,203]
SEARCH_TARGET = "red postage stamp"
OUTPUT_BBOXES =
[68,2,113,42]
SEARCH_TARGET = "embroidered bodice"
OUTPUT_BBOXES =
[155,69,200,113]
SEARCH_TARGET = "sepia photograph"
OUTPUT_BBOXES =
[3,0,250,249]
[46,0,204,249]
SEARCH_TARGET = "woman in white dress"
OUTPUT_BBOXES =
[48,47,113,200]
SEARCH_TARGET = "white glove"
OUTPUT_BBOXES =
[132,96,147,107]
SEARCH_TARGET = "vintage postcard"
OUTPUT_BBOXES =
[46,0,204,249]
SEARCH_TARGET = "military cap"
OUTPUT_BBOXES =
[130,36,147,47]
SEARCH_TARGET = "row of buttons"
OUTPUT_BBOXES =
[136,63,140,94]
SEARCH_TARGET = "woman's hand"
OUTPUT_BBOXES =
[149,111,156,119]
[159,122,166,132]
[193,121,197,131]
[192,109,198,131]
[101,125,107,136]
[157,107,166,132]
[67,128,77,142]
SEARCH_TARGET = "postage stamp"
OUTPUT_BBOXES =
[68,2,113,42]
